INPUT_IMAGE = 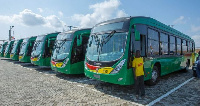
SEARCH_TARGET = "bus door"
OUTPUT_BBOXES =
[27,40,34,56]
[71,34,89,64]
[130,27,146,62]
[45,37,56,57]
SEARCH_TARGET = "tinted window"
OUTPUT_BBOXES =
[148,29,159,56]
[177,38,181,55]
[160,33,169,55]
[170,36,175,55]
[182,40,187,54]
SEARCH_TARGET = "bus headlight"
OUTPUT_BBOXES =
[61,58,69,67]
[110,59,126,74]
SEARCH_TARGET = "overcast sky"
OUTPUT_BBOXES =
[0,0,200,47]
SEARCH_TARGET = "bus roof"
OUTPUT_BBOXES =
[61,28,91,34]
[95,16,194,42]
[21,36,37,40]
[37,32,60,37]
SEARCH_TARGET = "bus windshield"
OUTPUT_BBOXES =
[86,32,127,62]
[86,21,128,62]
[11,41,18,54]
[52,33,73,61]
[0,45,3,52]
[31,36,45,57]
[4,43,10,53]
[19,39,29,55]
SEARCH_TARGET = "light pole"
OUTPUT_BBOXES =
[9,26,14,41]
[67,26,77,30]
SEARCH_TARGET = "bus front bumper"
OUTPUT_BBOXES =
[84,69,130,85]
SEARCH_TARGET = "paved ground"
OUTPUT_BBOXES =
[0,57,200,106]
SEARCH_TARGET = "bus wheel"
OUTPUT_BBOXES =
[146,66,160,86]
[193,70,197,77]
[183,61,189,72]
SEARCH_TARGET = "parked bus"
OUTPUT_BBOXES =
[0,41,8,57]
[51,28,91,74]
[4,40,14,58]
[31,32,60,66]
[84,16,195,85]
[19,37,36,62]
[10,39,23,60]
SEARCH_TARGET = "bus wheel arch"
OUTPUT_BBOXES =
[183,59,190,72]
[145,62,161,86]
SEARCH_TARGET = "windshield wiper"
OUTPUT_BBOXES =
[91,30,116,61]
[55,39,69,53]
[101,30,116,44]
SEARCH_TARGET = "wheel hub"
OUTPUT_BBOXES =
[152,70,158,82]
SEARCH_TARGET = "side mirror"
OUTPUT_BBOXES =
[134,25,140,41]
[30,42,32,47]
[77,34,83,46]
[48,40,51,47]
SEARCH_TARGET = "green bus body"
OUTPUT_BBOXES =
[10,39,23,61]
[84,17,195,85]
[51,29,91,74]
[31,32,60,66]
[0,42,8,57]
[19,37,37,62]
[4,41,14,58]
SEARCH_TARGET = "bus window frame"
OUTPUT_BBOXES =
[160,32,169,55]
[147,28,159,57]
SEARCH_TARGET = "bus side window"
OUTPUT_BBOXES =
[49,40,55,55]
[160,33,169,55]
[17,43,21,55]
[140,35,146,56]
[81,35,89,59]
[28,42,34,56]
[71,35,89,64]
[169,36,175,55]
[45,39,55,57]
[131,26,146,56]
[71,37,80,64]
[147,29,159,56]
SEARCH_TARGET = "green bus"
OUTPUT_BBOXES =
[0,41,8,57]
[19,37,36,62]
[10,39,23,60]
[84,16,195,85]
[31,32,60,66]
[4,40,14,58]
[51,28,91,74]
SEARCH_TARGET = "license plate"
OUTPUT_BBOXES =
[93,74,100,79]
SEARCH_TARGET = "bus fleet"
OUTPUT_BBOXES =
[0,16,196,86]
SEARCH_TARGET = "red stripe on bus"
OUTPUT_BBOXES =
[86,62,100,70]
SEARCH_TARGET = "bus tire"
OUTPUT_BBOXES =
[183,61,189,72]
[193,70,197,77]
[146,66,160,86]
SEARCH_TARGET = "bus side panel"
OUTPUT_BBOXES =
[174,56,185,71]
[4,53,10,58]
[143,60,154,80]
[156,58,171,76]
[85,69,131,85]
[20,56,31,63]
[44,57,51,66]
[70,61,84,74]
[12,54,19,61]
[52,61,85,74]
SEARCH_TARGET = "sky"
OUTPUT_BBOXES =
[0,0,200,47]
